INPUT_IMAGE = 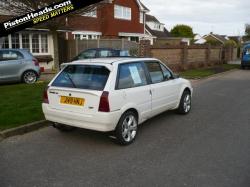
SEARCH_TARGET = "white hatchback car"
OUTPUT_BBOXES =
[42,58,193,145]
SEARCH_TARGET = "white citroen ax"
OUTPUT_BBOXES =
[42,58,193,145]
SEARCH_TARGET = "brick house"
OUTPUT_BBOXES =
[65,0,150,42]
[0,0,151,70]
[1,0,172,70]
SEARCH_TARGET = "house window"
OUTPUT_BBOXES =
[74,34,100,40]
[154,24,162,30]
[1,33,49,54]
[114,5,131,20]
[82,9,97,18]
[74,34,81,40]
[22,34,30,51]
[2,37,9,48]
[140,12,144,24]
[82,35,88,40]
[41,34,48,53]
[11,34,20,49]
[32,34,40,53]
[129,37,139,43]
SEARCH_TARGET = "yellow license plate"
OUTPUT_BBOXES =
[60,96,85,106]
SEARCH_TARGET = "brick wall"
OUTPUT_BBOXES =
[187,49,206,63]
[210,48,222,62]
[223,47,238,62]
[150,48,182,64]
[146,44,224,71]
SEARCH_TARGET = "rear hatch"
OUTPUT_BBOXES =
[47,64,110,114]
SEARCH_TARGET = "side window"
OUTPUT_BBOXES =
[0,51,23,61]
[145,61,164,84]
[78,50,96,59]
[99,50,113,57]
[117,62,148,89]
[160,64,172,80]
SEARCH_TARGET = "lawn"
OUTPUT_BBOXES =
[180,64,240,79]
[0,82,47,131]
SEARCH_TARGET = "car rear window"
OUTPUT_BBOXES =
[52,65,110,91]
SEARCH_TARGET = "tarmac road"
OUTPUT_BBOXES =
[0,70,250,187]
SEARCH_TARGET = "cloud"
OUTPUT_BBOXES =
[142,0,249,35]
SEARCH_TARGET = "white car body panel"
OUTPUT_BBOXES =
[42,58,193,132]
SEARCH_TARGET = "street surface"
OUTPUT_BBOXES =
[0,70,250,187]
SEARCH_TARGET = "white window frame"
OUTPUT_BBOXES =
[74,34,100,40]
[1,33,49,55]
[140,12,144,24]
[82,9,97,18]
[114,5,131,20]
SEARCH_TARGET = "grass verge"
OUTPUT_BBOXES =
[180,64,240,79]
[0,82,47,131]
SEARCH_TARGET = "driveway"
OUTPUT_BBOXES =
[1,70,250,187]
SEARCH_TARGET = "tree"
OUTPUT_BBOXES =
[245,24,250,36]
[224,40,237,47]
[170,24,194,38]
[0,0,111,71]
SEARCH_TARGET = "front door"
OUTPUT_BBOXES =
[115,62,152,122]
[144,61,180,117]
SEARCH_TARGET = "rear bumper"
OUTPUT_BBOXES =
[42,104,121,132]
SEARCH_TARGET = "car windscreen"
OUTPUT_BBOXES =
[51,65,110,91]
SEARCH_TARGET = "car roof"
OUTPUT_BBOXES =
[82,48,116,51]
[0,48,30,53]
[70,57,159,65]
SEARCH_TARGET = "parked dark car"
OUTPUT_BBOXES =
[72,48,131,61]
[0,49,40,84]
[241,44,250,69]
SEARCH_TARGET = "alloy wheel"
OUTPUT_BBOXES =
[122,115,137,143]
[23,71,37,84]
[183,94,191,113]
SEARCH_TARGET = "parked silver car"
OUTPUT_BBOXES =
[0,49,40,84]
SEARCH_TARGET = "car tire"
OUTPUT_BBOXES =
[177,90,192,115]
[52,123,76,132]
[115,111,138,145]
[22,71,38,84]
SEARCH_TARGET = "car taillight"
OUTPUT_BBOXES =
[98,91,110,112]
[33,59,39,66]
[43,87,49,104]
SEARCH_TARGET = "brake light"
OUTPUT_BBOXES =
[33,59,39,66]
[43,87,49,104]
[98,91,110,112]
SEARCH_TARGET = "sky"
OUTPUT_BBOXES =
[142,0,250,36]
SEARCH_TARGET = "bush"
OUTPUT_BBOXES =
[170,24,194,38]
[224,40,237,47]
